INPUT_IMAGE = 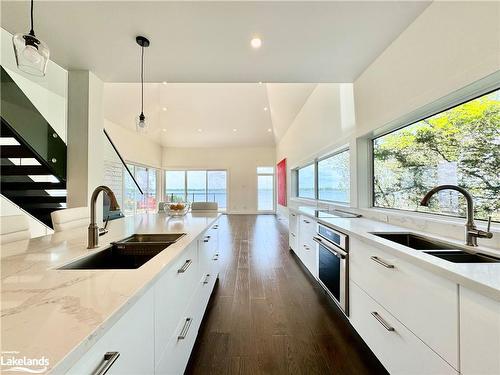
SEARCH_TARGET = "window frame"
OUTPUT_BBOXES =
[257,166,275,212]
[164,169,228,211]
[317,148,350,204]
[370,86,500,222]
[296,162,317,200]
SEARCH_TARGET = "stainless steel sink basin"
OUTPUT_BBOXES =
[371,232,457,250]
[59,233,185,270]
[424,250,500,263]
[371,232,500,263]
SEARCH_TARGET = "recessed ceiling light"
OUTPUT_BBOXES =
[197,128,203,132]
[267,128,272,132]
[251,37,262,49]
[263,107,268,111]
[162,128,167,132]
[162,107,167,111]
[258,81,263,85]
[162,81,167,85]
[233,128,237,132]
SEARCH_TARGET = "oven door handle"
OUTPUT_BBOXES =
[313,236,347,258]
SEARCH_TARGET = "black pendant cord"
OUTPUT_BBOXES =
[29,0,35,36]
[140,45,144,115]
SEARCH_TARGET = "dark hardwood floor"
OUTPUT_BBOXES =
[186,214,387,375]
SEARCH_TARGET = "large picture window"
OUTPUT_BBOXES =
[373,89,500,221]
[165,170,227,210]
[297,163,315,199]
[318,150,350,203]
[257,167,274,211]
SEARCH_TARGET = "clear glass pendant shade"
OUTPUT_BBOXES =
[12,33,49,77]
[136,113,148,133]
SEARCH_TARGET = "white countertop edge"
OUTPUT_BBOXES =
[48,214,221,374]
[290,207,500,302]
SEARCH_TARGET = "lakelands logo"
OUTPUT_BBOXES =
[1,351,49,374]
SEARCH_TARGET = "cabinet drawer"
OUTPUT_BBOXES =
[349,237,458,369]
[154,242,198,365]
[67,288,154,375]
[300,242,318,278]
[155,281,210,375]
[350,282,456,375]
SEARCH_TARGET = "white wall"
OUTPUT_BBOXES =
[276,1,500,247]
[162,147,276,213]
[104,119,163,169]
[276,83,356,214]
[354,1,499,135]
[1,28,68,142]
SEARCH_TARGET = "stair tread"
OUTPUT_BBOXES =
[1,165,52,175]
[0,145,33,158]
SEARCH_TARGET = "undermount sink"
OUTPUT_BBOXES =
[59,233,186,270]
[371,232,457,250]
[424,250,500,263]
[371,232,500,264]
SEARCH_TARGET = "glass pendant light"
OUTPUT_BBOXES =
[12,0,49,76]
[136,36,150,133]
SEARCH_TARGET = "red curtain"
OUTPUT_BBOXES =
[277,158,287,206]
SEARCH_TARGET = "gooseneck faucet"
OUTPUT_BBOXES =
[88,186,120,249]
[420,185,493,246]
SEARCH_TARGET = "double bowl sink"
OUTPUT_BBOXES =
[371,233,500,263]
[59,233,186,270]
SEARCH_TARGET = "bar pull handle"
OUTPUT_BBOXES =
[303,219,311,224]
[177,259,193,273]
[290,232,296,238]
[212,253,219,261]
[303,244,311,251]
[371,312,395,332]
[370,256,395,269]
[92,351,120,375]
[178,317,193,340]
[203,274,210,284]
[203,235,211,243]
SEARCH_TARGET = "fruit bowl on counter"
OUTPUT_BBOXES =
[165,202,190,217]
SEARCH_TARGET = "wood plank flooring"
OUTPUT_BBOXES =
[186,214,387,375]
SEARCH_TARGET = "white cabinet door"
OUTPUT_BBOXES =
[297,215,317,277]
[349,237,459,369]
[289,212,298,251]
[350,281,456,375]
[67,288,155,375]
[154,242,199,365]
[460,287,500,375]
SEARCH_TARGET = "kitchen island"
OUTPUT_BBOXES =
[1,212,221,374]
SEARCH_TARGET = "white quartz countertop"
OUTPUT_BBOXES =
[291,206,500,302]
[1,212,220,373]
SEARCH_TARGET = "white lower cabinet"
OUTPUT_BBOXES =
[289,212,298,251]
[350,281,456,375]
[350,237,458,368]
[460,287,500,375]
[297,215,318,278]
[66,288,155,375]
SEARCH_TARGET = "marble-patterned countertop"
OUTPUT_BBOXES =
[1,212,220,373]
[291,206,500,302]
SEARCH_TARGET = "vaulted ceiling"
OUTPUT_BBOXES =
[1,1,429,83]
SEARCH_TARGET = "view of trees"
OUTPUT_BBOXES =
[373,89,500,221]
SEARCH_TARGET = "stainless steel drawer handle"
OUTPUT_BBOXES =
[303,244,310,251]
[212,254,219,260]
[291,232,296,237]
[371,311,395,332]
[370,256,395,269]
[177,259,193,273]
[203,235,211,243]
[178,317,193,340]
[291,213,296,217]
[203,274,210,284]
[303,219,310,224]
[92,351,120,375]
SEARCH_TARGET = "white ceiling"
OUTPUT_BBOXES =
[1,1,430,83]
[103,82,320,147]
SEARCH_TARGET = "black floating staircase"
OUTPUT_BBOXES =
[1,67,67,228]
